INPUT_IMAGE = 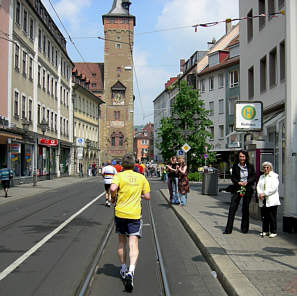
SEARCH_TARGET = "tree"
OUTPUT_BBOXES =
[158,80,216,169]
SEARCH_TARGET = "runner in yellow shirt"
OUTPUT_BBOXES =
[110,153,150,292]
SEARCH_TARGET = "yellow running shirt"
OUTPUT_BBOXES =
[112,170,150,219]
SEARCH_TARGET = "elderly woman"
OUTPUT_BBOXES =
[257,161,280,238]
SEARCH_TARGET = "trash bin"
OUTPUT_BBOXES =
[202,169,218,195]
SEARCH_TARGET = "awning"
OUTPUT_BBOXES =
[0,131,23,140]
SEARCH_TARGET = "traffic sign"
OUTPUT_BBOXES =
[203,154,208,159]
[181,143,191,153]
[76,138,84,146]
[177,150,184,156]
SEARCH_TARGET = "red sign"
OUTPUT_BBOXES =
[39,138,58,146]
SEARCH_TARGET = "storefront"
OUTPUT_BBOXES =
[37,138,58,180]
[60,143,71,177]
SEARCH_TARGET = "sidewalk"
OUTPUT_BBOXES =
[160,185,297,296]
[0,176,98,205]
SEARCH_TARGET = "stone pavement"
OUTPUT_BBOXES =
[160,183,297,296]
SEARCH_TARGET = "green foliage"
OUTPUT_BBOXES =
[157,80,216,170]
[188,172,203,182]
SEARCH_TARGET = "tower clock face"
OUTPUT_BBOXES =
[113,92,124,105]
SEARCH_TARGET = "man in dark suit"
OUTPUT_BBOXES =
[224,150,256,234]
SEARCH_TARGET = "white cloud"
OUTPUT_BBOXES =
[43,0,95,34]
[156,0,239,57]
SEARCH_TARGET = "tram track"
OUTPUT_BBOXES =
[77,199,172,296]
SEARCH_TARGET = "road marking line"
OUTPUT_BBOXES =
[0,192,105,281]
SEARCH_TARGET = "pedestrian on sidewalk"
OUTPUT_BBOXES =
[101,160,117,207]
[166,156,179,204]
[224,150,256,234]
[177,156,189,206]
[257,161,280,238]
[0,163,13,198]
[110,153,150,292]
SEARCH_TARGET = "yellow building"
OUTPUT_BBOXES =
[72,69,104,176]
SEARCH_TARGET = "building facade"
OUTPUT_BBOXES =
[72,68,104,176]
[2,0,73,182]
[239,0,285,193]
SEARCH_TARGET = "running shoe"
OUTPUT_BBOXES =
[125,272,134,292]
[120,269,127,279]
[105,201,111,207]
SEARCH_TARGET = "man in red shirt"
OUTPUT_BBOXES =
[114,161,123,173]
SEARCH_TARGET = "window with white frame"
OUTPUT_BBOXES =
[28,99,32,121]
[38,29,42,50]
[22,51,27,76]
[141,139,147,145]
[219,99,224,114]
[29,17,34,40]
[200,79,205,92]
[29,57,33,80]
[21,95,26,119]
[14,91,19,117]
[228,97,237,115]
[15,44,20,70]
[209,101,214,116]
[229,70,239,88]
[210,126,214,139]
[42,106,45,120]
[42,69,45,90]
[37,104,41,124]
[38,65,41,86]
[15,1,21,25]
[218,73,224,88]
[23,9,28,33]
[219,125,224,138]
[209,76,214,91]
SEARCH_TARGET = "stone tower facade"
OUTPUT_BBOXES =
[101,0,136,161]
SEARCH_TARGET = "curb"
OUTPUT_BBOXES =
[160,189,262,296]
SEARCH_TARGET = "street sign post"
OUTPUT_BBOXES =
[177,150,184,156]
[181,143,191,153]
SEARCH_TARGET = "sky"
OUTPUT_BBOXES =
[43,0,239,125]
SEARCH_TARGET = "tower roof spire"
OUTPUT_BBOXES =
[103,0,135,26]
[108,0,130,16]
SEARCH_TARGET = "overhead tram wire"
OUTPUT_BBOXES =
[46,0,94,75]
[128,29,146,121]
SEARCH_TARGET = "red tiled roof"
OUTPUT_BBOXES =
[74,63,104,91]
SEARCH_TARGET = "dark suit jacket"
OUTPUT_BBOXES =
[231,162,256,197]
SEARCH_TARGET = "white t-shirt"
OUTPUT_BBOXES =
[102,165,117,184]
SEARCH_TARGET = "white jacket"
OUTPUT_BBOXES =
[257,171,281,207]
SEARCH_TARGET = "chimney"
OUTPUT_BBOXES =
[226,21,232,34]
[207,38,216,50]
[180,59,185,73]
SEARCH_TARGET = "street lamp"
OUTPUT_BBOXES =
[22,119,38,186]
[86,139,91,177]
[39,119,49,179]
[40,119,48,136]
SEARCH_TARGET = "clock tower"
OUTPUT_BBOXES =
[101,0,136,161]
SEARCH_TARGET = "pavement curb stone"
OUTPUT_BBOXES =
[160,189,262,296]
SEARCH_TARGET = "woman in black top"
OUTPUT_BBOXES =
[224,150,256,234]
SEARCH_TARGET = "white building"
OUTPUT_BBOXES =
[239,0,296,229]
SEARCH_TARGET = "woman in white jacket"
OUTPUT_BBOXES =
[257,161,281,238]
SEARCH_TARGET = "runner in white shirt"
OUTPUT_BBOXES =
[102,160,117,207]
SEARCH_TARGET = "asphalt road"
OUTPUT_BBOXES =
[0,178,110,296]
[89,179,227,296]
[0,178,227,296]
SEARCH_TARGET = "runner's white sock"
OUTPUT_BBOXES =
[129,265,135,274]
